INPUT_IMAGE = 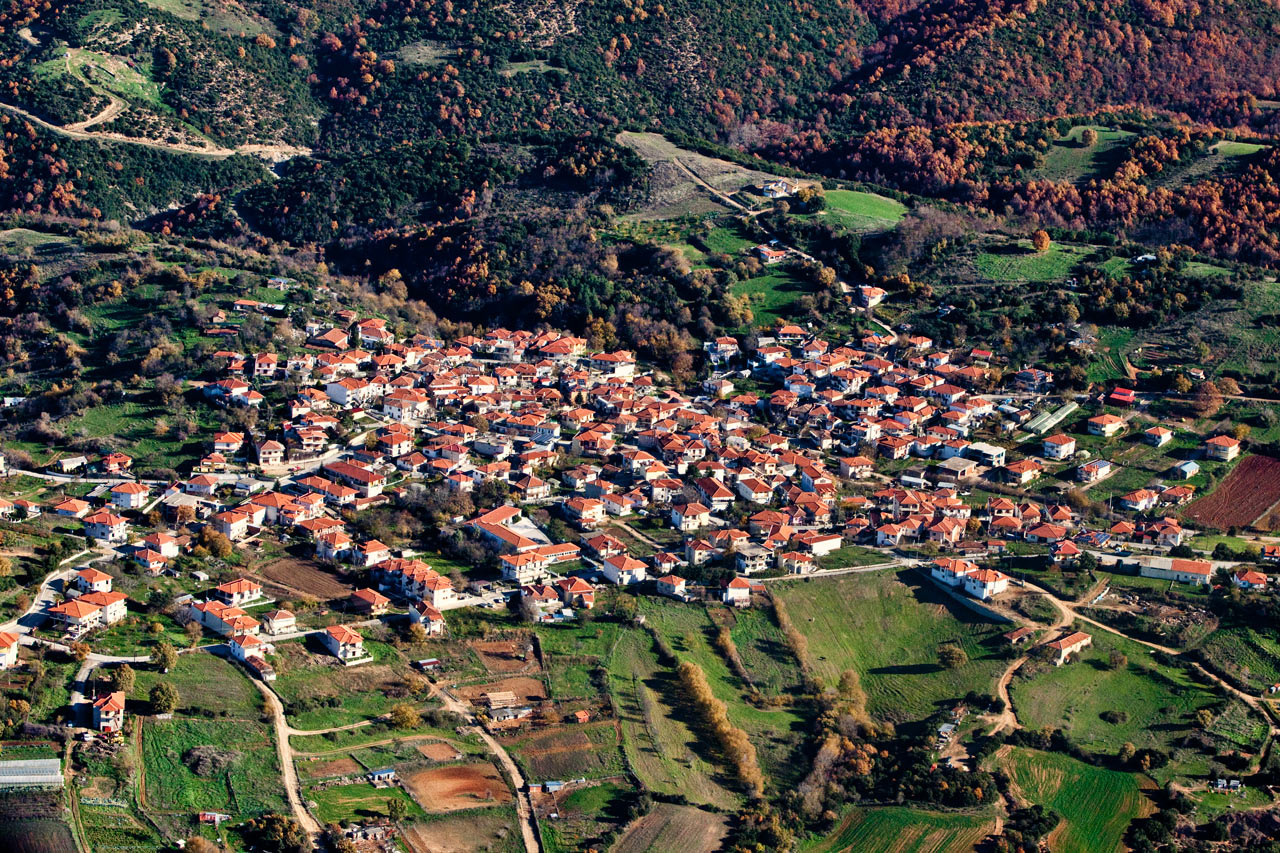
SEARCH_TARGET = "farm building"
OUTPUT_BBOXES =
[1047,632,1092,665]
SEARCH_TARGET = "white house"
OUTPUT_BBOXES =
[962,569,1010,600]
[83,512,128,544]
[109,482,149,510]
[322,624,366,661]
[601,554,647,585]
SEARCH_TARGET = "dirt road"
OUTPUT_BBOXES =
[253,681,322,837]
[431,684,541,853]
[0,100,310,161]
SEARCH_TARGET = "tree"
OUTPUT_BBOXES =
[70,642,91,662]
[111,664,136,694]
[1118,742,1137,764]
[1080,128,1099,147]
[184,621,204,649]
[1171,374,1192,394]
[1196,708,1215,729]
[389,703,421,729]
[184,838,220,853]
[938,644,969,669]
[150,681,179,714]
[199,527,233,560]
[247,814,309,853]
[1108,649,1128,671]
[387,797,408,822]
[151,641,178,672]
[1031,230,1051,253]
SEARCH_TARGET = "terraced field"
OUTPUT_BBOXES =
[802,806,994,853]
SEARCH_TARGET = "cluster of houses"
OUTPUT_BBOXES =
[12,295,1270,695]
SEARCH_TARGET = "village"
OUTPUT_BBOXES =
[1,276,1278,853]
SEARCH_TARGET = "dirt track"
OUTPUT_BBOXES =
[0,100,310,161]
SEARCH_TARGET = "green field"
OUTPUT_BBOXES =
[1030,125,1137,183]
[130,652,264,716]
[731,268,813,328]
[1008,629,1254,779]
[774,570,1008,721]
[815,545,890,571]
[539,782,632,853]
[699,225,756,257]
[535,620,621,701]
[272,638,419,729]
[801,806,994,853]
[997,747,1150,853]
[1199,625,1280,693]
[814,190,907,231]
[507,721,626,781]
[974,241,1091,283]
[142,717,285,815]
[310,781,425,824]
[722,607,805,695]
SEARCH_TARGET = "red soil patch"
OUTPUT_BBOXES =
[417,741,464,762]
[401,762,513,812]
[1183,455,1280,531]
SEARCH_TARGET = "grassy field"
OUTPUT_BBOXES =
[539,782,632,853]
[1008,629,1251,780]
[606,629,740,809]
[142,717,285,815]
[1199,625,1280,693]
[801,806,994,853]
[721,607,805,695]
[731,267,812,328]
[813,190,907,231]
[1030,125,1137,183]
[506,721,626,781]
[271,638,419,729]
[130,652,263,716]
[815,545,890,571]
[136,0,274,33]
[774,570,1008,722]
[974,241,1091,283]
[996,747,1150,853]
[310,781,424,824]
[535,620,621,701]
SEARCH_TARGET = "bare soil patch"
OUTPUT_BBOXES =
[418,741,464,762]
[256,557,354,600]
[470,637,536,673]
[401,762,513,812]
[456,676,548,705]
[302,757,361,779]
[401,813,519,853]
